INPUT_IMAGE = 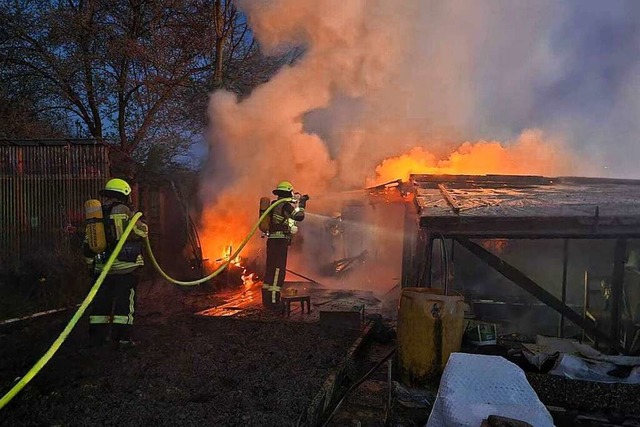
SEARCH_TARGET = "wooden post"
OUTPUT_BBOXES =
[437,184,461,214]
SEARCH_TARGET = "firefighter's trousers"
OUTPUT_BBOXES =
[262,237,289,310]
[89,273,138,343]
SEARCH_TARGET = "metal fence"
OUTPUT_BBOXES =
[0,140,109,260]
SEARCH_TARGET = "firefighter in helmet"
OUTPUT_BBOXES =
[262,181,309,310]
[84,178,148,347]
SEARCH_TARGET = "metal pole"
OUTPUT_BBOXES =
[401,203,417,288]
[582,271,589,344]
[450,239,456,290]
[610,238,627,348]
[425,236,433,288]
[418,232,433,288]
[558,239,569,337]
[457,237,624,352]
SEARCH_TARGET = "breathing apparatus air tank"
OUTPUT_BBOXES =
[84,199,106,253]
[259,197,271,233]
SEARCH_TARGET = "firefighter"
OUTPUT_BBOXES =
[84,178,148,348]
[262,181,308,310]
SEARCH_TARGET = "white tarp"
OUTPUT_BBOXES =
[524,335,640,367]
[426,353,554,427]
[549,354,640,384]
[523,335,640,384]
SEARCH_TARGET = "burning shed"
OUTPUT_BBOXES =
[401,174,640,354]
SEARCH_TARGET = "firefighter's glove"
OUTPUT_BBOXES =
[299,194,309,208]
[286,218,299,234]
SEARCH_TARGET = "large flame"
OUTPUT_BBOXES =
[200,130,574,262]
[197,0,583,268]
[200,199,258,287]
[200,201,252,261]
[367,129,572,187]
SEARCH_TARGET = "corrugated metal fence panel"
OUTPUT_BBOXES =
[0,144,109,261]
[137,185,163,267]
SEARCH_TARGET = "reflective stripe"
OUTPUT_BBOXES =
[112,315,129,325]
[90,315,131,325]
[89,315,111,324]
[95,259,143,268]
[273,268,280,288]
[272,268,281,303]
[111,213,128,240]
[94,255,143,274]
[127,288,135,325]
[89,291,134,326]
[262,283,281,303]
[292,207,304,216]
[268,231,288,239]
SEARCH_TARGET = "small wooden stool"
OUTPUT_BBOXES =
[281,295,311,317]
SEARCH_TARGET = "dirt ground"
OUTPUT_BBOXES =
[0,280,358,426]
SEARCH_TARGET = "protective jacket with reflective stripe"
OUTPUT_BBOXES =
[268,199,305,239]
[85,202,146,275]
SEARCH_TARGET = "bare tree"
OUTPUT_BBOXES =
[209,0,281,92]
[1,1,207,153]
[0,0,292,159]
[0,90,65,139]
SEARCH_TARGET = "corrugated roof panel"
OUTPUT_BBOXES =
[412,175,640,219]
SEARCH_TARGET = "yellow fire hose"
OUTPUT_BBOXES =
[0,197,294,409]
[145,197,294,286]
[0,212,143,410]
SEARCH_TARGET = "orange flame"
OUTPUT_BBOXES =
[199,130,574,265]
[367,130,572,186]
[199,191,256,266]
[218,244,256,286]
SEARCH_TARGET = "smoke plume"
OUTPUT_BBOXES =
[199,0,640,260]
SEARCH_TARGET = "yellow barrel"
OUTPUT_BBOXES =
[396,288,466,386]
